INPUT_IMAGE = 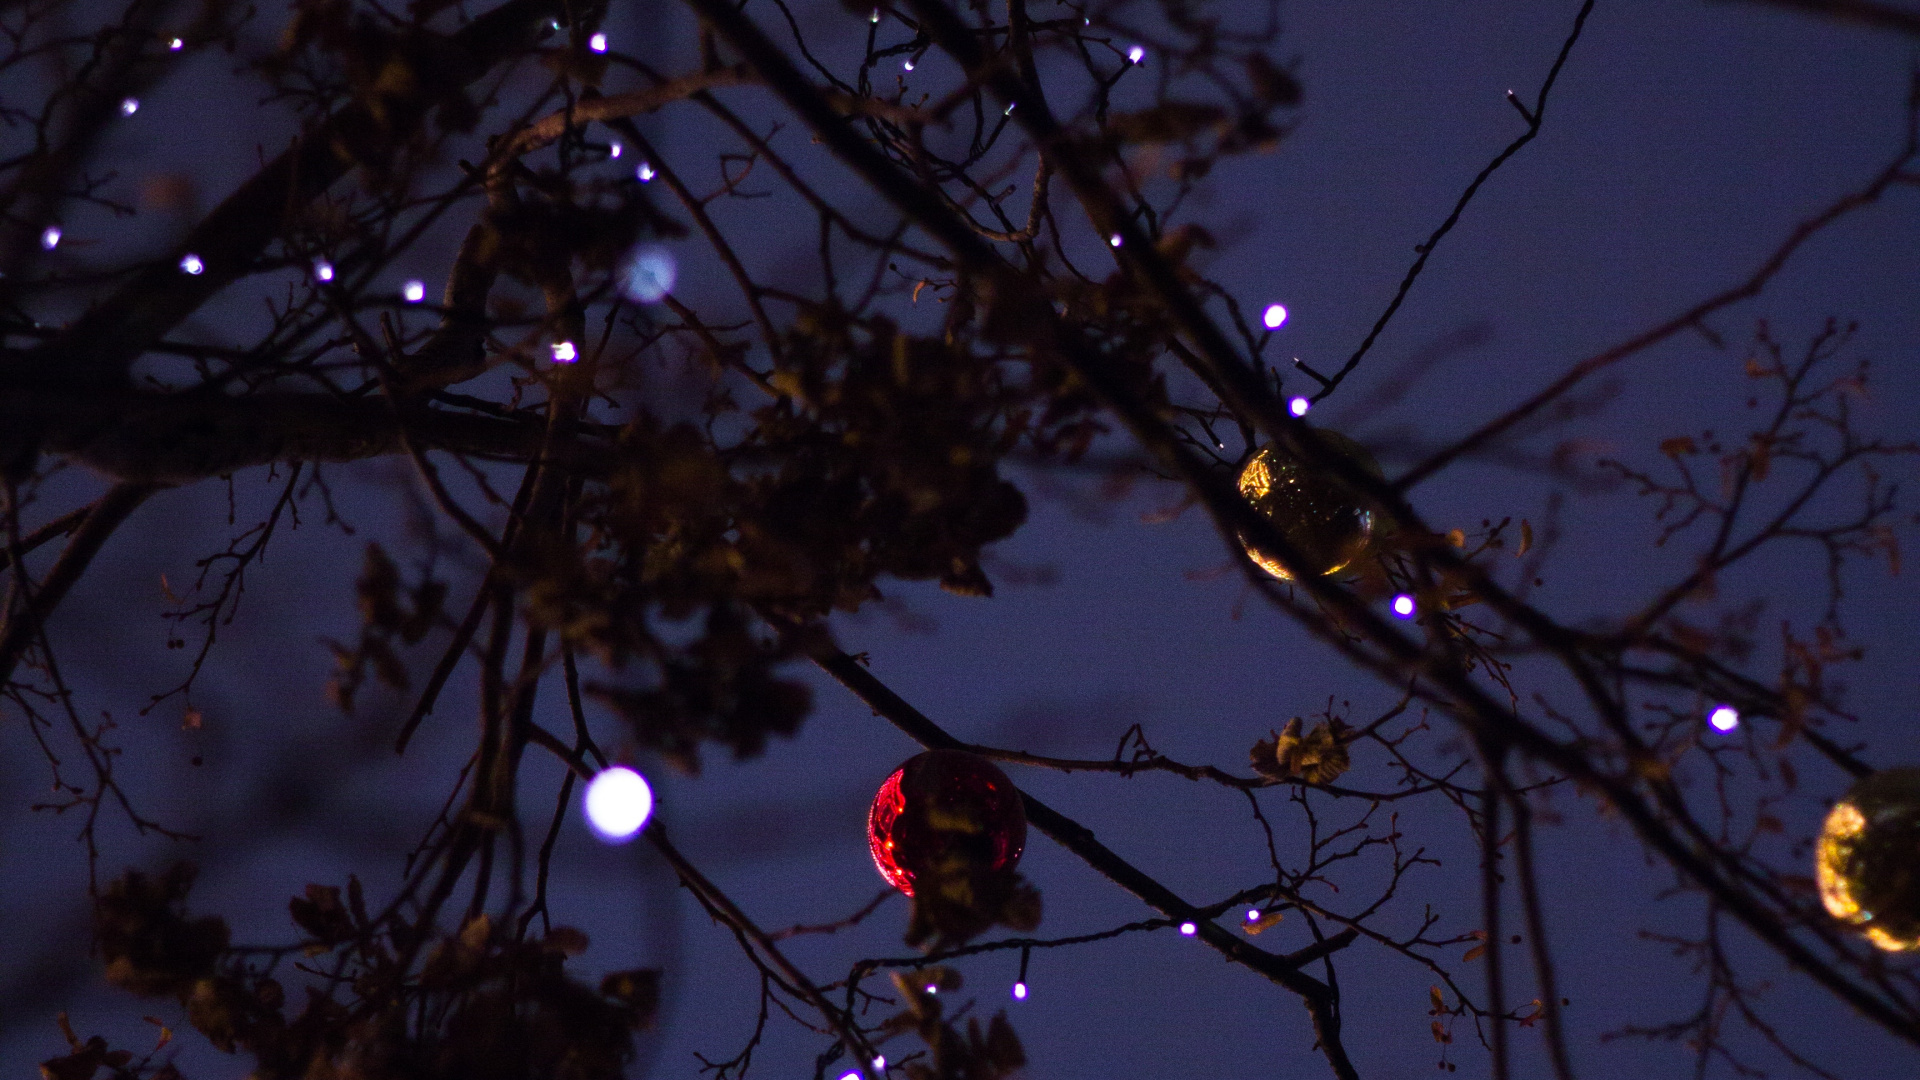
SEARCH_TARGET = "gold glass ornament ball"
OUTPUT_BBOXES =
[1817,767,1920,952]
[1235,428,1383,581]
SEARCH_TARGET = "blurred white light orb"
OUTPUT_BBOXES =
[314,260,334,282]
[1012,981,1027,1000]
[1127,45,1145,64]
[589,32,608,53]
[1288,396,1310,417]
[637,162,656,182]
[1262,303,1288,329]
[551,341,578,363]
[402,280,425,303]
[179,253,204,275]
[1178,921,1197,936]
[621,246,677,303]
[120,98,140,116]
[609,142,623,159]
[1246,908,1261,922]
[1708,705,1740,733]
[903,58,914,71]
[1107,233,1123,248]
[40,226,60,250]
[1391,594,1417,618]
[168,37,183,50]
[869,7,881,22]
[584,766,654,842]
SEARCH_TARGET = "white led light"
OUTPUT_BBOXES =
[1127,45,1145,64]
[179,253,204,275]
[1262,303,1288,330]
[1708,705,1740,733]
[924,984,937,994]
[313,260,334,282]
[402,280,425,303]
[1108,233,1123,248]
[1392,594,1417,618]
[1288,396,1310,417]
[872,1056,886,1071]
[637,162,655,182]
[40,226,61,250]
[620,246,677,303]
[1179,921,1197,936]
[609,142,623,159]
[584,765,654,842]
[120,98,139,116]
[1246,908,1262,922]
[551,341,578,363]
[869,7,881,22]
[589,32,608,53]
[168,37,183,50]
[1012,981,1027,1000]
[903,58,914,71]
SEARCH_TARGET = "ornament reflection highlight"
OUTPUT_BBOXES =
[1707,705,1739,733]
[1235,428,1382,581]
[584,766,654,843]
[1817,767,1920,951]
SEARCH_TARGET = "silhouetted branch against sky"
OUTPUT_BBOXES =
[2,1,1919,1078]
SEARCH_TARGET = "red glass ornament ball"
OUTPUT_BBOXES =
[867,749,1028,897]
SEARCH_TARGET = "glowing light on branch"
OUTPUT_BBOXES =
[1262,303,1288,330]
[1127,45,1145,64]
[1012,981,1027,1000]
[401,280,425,303]
[120,98,140,116]
[40,226,60,250]
[551,341,578,363]
[179,253,204,275]
[584,766,654,842]
[589,32,607,53]
[1178,921,1197,936]
[168,37,183,50]
[637,162,655,182]
[313,261,334,282]
[1288,396,1310,417]
[1391,594,1417,619]
[1707,705,1740,733]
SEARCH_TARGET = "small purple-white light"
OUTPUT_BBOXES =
[1127,45,1145,64]
[903,58,914,71]
[551,341,578,363]
[872,1056,886,1071]
[168,37,183,50]
[314,260,334,282]
[1391,594,1417,619]
[636,162,655,182]
[1288,396,1310,417]
[588,32,608,53]
[120,98,139,116]
[40,226,60,250]
[402,280,425,303]
[1246,908,1262,922]
[1708,705,1740,733]
[1108,233,1123,248]
[583,765,654,842]
[609,142,623,159]
[869,7,881,22]
[179,253,204,275]
[1263,303,1288,330]
[1012,981,1027,1000]
[1178,921,1197,936]
[1004,101,1016,115]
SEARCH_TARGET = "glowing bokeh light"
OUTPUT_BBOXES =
[1004,101,1016,115]
[583,766,654,842]
[1392,594,1417,619]
[40,226,60,250]
[1288,396,1311,417]
[636,162,656,182]
[589,32,608,53]
[1179,921,1198,936]
[1127,45,1145,64]
[120,98,139,116]
[872,1056,886,1071]
[903,58,914,71]
[869,7,880,22]
[179,254,204,275]
[1246,908,1262,922]
[609,142,623,159]
[551,341,578,363]
[313,260,334,282]
[402,280,425,303]
[620,246,677,303]
[1108,233,1123,248]
[1262,303,1289,329]
[1707,705,1740,733]
[1012,981,1027,1000]
[168,37,183,50]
